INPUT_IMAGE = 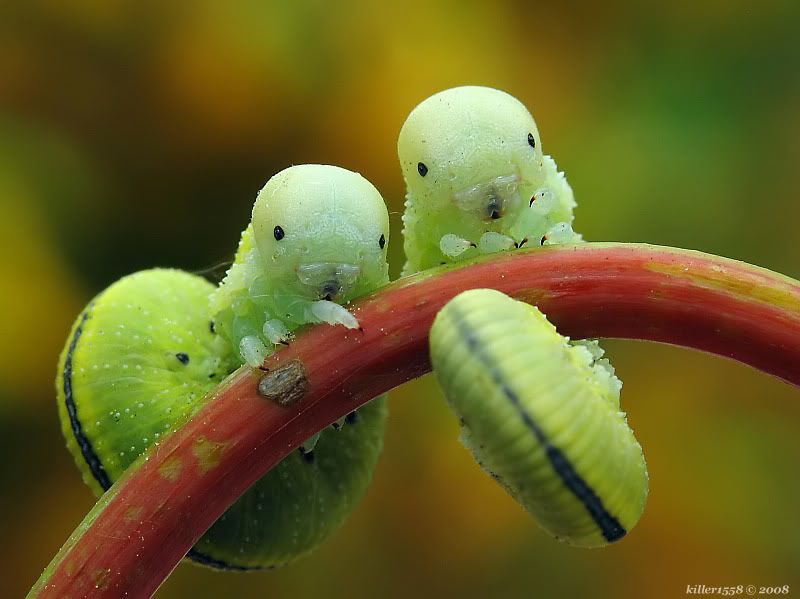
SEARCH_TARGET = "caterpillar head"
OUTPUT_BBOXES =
[252,164,389,303]
[398,86,547,245]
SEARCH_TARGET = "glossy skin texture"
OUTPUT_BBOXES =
[56,269,237,497]
[430,289,648,547]
[210,164,390,366]
[56,269,388,570]
[402,88,642,545]
[56,165,393,570]
[399,86,580,274]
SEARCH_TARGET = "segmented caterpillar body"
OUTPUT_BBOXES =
[430,289,648,547]
[400,88,647,544]
[57,165,391,569]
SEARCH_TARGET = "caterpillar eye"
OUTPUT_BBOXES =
[527,133,536,148]
[417,162,428,177]
[58,164,393,571]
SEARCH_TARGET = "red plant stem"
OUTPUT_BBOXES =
[29,243,800,598]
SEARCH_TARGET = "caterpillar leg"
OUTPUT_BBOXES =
[57,269,390,571]
[542,221,582,246]
[307,300,359,329]
[300,432,321,454]
[477,231,516,254]
[239,335,269,368]
[439,234,475,258]
[263,318,293,346]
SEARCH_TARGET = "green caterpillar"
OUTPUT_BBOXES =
[398,85,581,274]
[430,289,648,547]
[211,164,390,368]
[57,165,390,570]
[399,87,647,543]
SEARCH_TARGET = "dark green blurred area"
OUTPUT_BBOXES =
[2,2,799,597]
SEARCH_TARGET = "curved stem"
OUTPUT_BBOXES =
[29,243,800,598]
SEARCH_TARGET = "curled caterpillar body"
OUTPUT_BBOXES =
[56,269,237,497]
[429,289,648,547]
[56,270,388,569]
[398,86,580,274]
[57,166,392,571]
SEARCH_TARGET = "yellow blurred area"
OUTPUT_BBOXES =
[1,1,799,597]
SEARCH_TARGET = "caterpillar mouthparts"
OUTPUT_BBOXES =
[56,164,392,571]
[296,262,362,301]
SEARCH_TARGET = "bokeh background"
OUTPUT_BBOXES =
[2,1,800,597]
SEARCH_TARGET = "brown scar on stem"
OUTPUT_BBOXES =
[92,568,111,590]
[257,359,308,407]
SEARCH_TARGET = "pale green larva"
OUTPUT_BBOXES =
[397,87,606,375]
[398,85,581,274]
[210,164,390,368]
[429,289,648,547]
[56,165,391,570]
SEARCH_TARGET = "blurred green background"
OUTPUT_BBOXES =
[2,1,800,597]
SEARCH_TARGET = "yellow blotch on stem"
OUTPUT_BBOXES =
[192,437,229,474]
[158,457,183,482]
[124,506,144,522]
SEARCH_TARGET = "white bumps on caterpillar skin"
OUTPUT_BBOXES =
[56,268,390,572]
[56,165,394,571]
[398,86,581,274]
[429,289,648,548]
[210,164,390,367]
[398,86,611,408]
[399,92,642,545]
